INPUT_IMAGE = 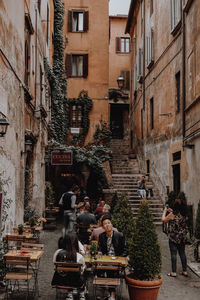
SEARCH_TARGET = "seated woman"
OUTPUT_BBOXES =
[52,232,86,300]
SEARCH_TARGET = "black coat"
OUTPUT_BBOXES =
[98,231,128,257]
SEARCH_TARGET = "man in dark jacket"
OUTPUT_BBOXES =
[98,215,128,300]
[76,203,96,244]
[98,215,128,257]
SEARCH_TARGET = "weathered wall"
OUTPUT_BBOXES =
[127,0,200,210]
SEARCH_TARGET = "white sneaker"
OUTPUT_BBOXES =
[66,293,73,300]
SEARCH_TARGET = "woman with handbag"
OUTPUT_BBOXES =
[162,198,188,277]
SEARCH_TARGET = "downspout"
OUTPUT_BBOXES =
[143,0,146,111]
[35,7,38,106]
[182,7,186,139]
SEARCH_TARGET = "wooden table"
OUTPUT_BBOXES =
[4,232,33,241]
[83,255,127,267]
[4,249,44,262]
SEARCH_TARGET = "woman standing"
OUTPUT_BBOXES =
[162,198,188,277]
[52,232,86,300]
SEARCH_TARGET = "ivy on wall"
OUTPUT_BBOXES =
[67,92,93,145]
[44,0,68,144]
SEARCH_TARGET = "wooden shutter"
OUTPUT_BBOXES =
[65,54,72,78]
[83,11,89,32]
[83,54,88,78]
[116,37,121,53]
[68,10,72,32]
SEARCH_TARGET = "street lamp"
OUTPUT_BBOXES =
[117,76,124,90]
[0,118,9,137]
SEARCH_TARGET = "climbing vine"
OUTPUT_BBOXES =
[67,92,93,145]
[93,119,112,147]
[44,0,68,144]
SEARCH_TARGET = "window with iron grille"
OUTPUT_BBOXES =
[116,37,130,53]
[70,105,82,128]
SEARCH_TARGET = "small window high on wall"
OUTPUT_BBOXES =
[65,54,88,78]
[68,10,89,32]
[116,37,130,53]
[70,105,82,128]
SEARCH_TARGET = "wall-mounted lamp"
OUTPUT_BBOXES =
[21,138,33,155]
[0,118,9,137]
[117,76,124,90]
[41,153,49,166]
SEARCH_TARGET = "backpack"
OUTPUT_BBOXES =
[62,192,72,210]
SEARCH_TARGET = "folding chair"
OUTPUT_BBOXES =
[4,255,33,300]
[92,261,123,300]
[52,261,85,299]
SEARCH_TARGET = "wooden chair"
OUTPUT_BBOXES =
[92,261,123,299]
[52,261,85,299]
[4,255,33,300]
[21,242,44,250]
[76,223,91,244]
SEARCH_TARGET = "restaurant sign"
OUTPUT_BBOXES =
[51,151,73,165]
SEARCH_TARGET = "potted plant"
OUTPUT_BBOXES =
[29,217,37,227]
[90,241,98,258]
[17,224,24,235]
[125,200,162,300]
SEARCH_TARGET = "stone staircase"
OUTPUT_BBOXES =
[110,139,163,224]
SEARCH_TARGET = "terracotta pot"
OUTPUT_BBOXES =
[125,275,162,300]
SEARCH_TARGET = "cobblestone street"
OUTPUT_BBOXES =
[1,222,200,300]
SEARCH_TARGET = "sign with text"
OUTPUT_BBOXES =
[51,151,73,165]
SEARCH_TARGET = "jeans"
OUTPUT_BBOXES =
[169,239,187,273]
[64,211,76,232]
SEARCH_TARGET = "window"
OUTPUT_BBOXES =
[150,0,154,16]
[121,71,130,90]
[171,0,181,31]
[175,71,180,112]
[65,54,88,78]
[146,29,154,68]
[116,37,130,53]
[141,0,144,36]
[68,10,89,32]
[150,97,154,130]
[137,48,143,82]
[38,0,41,14]
[70,105,82,128]
[133,65,137,92]
[24,41,30,86]
[173,151,181,161]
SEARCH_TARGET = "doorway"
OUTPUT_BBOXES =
[110,104,126,139]
[172,164,180,195]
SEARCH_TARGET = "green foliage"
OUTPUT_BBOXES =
[195,201,200,240]
[45,181,56,207]
[18,224,24,233]
[112,194,135,244]
[110,193,118,215]
[128,200,161,281]
[90,241,98,255]
[67,95,93,145]
[24,205,39,223]
[44,0,68,144]
[166,191,177,208]
[93,120,112,147]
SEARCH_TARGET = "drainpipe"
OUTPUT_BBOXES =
[182,7,186,139]
[143,0,146,111]
[35,7,38,105]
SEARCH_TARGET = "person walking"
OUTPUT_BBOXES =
[59,185,80,232]
[162,198,188,277]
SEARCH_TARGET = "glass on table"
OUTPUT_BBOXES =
[12,246,17,254]
[97,251,102,259]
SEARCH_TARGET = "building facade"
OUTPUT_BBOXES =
[109,15,131,140]
[0,0,54,232]
[126,0,200,211]
[64,0,110,143]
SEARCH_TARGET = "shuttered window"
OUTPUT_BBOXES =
[137,48,143,81]
[146,29,154,68]
[65,54,88,78]
[68,10,89,32]
[70,105,82,128]
[170,0,181,31]
[116,37,130,53]
[121,71,130,90]
[133,65,137,92]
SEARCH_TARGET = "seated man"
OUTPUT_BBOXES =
[76,203,96,244]
[137,175,147,198]
[91,214,118,242]
[98,215,128,300]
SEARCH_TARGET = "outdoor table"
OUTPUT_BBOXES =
[3,232,33,241]
[4,249,44,262]
[83,254,127,267]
